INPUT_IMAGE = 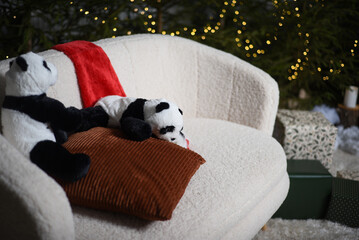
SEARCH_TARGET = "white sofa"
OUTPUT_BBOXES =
[0,34,289,240]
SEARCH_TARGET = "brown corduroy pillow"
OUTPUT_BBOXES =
[60,127,205,221]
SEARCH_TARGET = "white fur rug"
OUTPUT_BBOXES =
[253,218,359,240]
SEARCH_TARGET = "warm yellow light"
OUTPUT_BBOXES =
[184,27,188,31]
[220,14,224,18]
[245,46,249,51]
[291,65,295,70]
[191,32,195,36]
[151,29,155,33]
[204,29,208,33]
[151,21,156,25]
[147,27,152,32]
[341,63,345,67]
[70,1,73,4]
[211,29,215,33]
[222,9,227,13]
[330,69,333,73]
[80,9,83,12]
[235,10,239,15]
[266,40,271,45]
[278,22,283,27]
[235,38,240,42]
[242,21,247,26]
[355,40,358,43]
[249,44,253,49]
[85,11,89,15]
[201,36,206,40]
[176,31,180,35]
[297,59,301,63]
[317,67,321,72]
[215,26,219,30]
[288,77,292,81]
[300,67,304,71]
[94,17,98,20]
[144,21,148,25]
[287,11,291,15]
[113,28,117,32]
[237,43,242,47]
[245,39,250,43]
[233,18,238,22]
[102,20,106,24]
[246,53,251,57]
[306,33,310,37]
[127,31,132,35]
[237,30,242,34]
[112,36,115,38]
[6,56,9,59]
[224,2,228,5]
[295,7,299,11]
[297,24,301,28]
[170,32,175,36]
[114,17,118,20]
[104,7,108,10]
[148,15,153,19]
[351,49,354,53]
[253,53,257,57]
[296,13,300,17]
[303,52,307,56]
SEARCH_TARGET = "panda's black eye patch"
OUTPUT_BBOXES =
[43,61,51,72]
[160,125,175,135]
[16,56,28,71]
[171,138,176,141]
[179,108,183,115]
[156,102,170,113]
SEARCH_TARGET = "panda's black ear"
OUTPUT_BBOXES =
[16,56,28,71]
[178,108,183,115]
[156,102,170,113]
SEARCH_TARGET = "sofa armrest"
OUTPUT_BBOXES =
[0,134,74,240]
[195,45,279,135]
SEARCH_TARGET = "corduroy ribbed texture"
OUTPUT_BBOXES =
[61,127,205,221]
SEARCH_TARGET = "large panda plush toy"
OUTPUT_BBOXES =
[1,52,108,182]
[96,95,188,148]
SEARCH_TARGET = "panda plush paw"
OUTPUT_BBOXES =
[121,117,152,141]
[76,105,109,132]
[30,140,90,182]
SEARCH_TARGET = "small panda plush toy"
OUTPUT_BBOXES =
[1,52,108,182]
[96,95,188,148]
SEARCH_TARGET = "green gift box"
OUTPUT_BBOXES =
[273,159,332,219]
[326,178,359,228]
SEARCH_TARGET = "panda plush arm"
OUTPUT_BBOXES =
[120,98,152,141]
[3,93,83,132]
[3,94,109,136]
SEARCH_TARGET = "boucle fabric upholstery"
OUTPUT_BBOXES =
[0,34,288,240]
[72,118,288,240]
[0,134,74,240]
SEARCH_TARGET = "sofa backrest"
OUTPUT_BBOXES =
[0,34,279,134]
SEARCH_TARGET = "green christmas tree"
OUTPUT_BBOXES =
[1,0,358,109]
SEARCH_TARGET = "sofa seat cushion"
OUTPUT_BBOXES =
[73,118,288,239]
